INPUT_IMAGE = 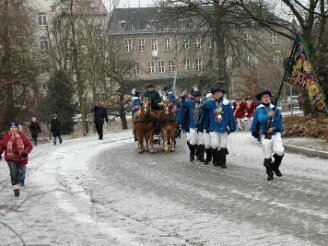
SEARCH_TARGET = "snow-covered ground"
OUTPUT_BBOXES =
[0,130,327,245]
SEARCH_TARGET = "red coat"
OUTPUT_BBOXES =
[0,133,32,163]
[245,101,257,118]
[233,101,247,118]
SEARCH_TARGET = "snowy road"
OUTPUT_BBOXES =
[0,131,328,245]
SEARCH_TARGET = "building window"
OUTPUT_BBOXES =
[164,38,171,51]
[195,36,201,48]
[158,61,165,73]
[244,33,251,43]
[272,53,279,64]
[270,33,277,44]
[40,37,48,50]
[38,14,47,26]
[151,38,158,51]
[247,55,258,65]
[195,59,202,71]
[168,60,175,72]
[183,38,190,49]
[184,59,191,71]
[148,61,155,74]
[134,62,140,74]
[138,39,145,52]
[125,40,133,53]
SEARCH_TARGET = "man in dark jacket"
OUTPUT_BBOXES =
[50,114,62,145]
[143,83,162,110]
[91,102,109,140]
[29,116,41,146]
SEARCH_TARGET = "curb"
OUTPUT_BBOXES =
[284,144,328,159]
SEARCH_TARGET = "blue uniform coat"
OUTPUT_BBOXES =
[250,104,283,139]
[204,98,236,133]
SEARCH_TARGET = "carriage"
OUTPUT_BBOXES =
[132,96,179,153]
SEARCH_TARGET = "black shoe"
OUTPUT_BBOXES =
[199,145,205,162]
[14,189,20,197]
[189,145,195,162]
[220,148,228,169]
[212,149,220,166]
[273,154,283,177]
[264,158,274,181]
[204,148,212,165]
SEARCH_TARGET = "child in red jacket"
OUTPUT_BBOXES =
[0,120,33,197]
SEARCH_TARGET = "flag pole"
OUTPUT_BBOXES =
[265,36,297,139]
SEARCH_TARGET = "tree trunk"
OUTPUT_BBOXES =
[119,92,128,129]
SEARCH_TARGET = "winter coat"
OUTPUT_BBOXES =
[233,101,247,118]
[250,104,283,139]
[50,118,61,133]
[131,97,141,116]
[166,92,176,102]
[204,98,236,133]
[143,90,162,104]
[29,121,41,136]
[92,106,109,124]
[181,97,201,129]
[197,97,210,132]
[245,101,257,118]
[0,133,33,163]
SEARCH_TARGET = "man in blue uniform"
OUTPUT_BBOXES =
[162,85,176,103]
[131,89,141,117]
[180,89,203,161]
[203,86,236,168]
[250,90,284,181]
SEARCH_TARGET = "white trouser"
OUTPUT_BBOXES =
[197,131,211,149]
[187,128,198,146]
[209,132,228,150]
[245,117,253,131]
[236,118,244,130]
[261,132,284,159]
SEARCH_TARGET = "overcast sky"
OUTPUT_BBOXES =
[102,0,159,10]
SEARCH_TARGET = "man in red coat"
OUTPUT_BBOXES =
[233,96,247,130]
[245,96,257,130]
[0,120,33,197]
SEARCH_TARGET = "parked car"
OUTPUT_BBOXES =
[287,95,299,108]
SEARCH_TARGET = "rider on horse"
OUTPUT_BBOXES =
[143,83,162,110]
[162,86,176,104]
[131,89,141,117]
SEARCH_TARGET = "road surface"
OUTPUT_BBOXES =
[0,131,327,245]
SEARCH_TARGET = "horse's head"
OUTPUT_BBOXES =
[163,101,175,117]
[141,97,151,115]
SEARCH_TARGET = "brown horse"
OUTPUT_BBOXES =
[132,97,156,154]
[161,101,178,152]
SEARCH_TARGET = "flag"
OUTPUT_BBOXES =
[286,34,328,114]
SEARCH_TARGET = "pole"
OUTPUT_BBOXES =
[265,38,297,139]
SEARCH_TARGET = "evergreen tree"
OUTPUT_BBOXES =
[40,70,76,134]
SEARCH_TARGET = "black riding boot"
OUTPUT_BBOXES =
[189,144,196,161]
[273,154,284,177]
[220,148,228,169]
[204,148,212,165]
[196,145,205,162]
[264,158,274,181]
[199,145,205,162]
[212,148,220,166]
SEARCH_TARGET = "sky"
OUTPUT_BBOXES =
[102,0,158,10]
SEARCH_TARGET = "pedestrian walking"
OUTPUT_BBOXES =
[0,120,33,197]
[233,96,247,131]
[245,96,257,130]
[91,102,109,140]
[203,86,236,168]
[50,114,63,145]
[250,90,284,181]
[29,116,41,146]
[180,89,203,162]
